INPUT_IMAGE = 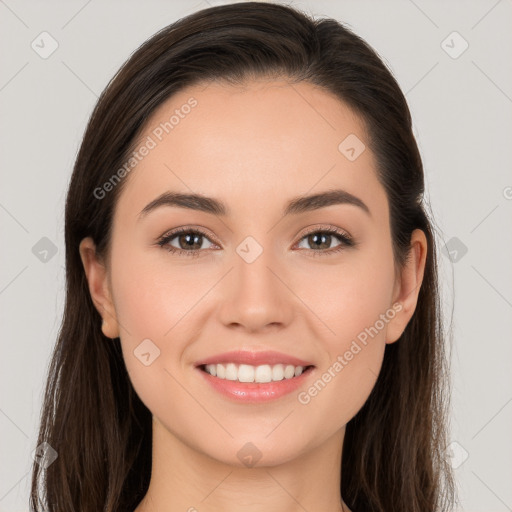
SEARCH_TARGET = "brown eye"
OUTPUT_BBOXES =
[157,228,216,257]
[305,232,338,250]
[296,228,353,254]
[175,232,204,251]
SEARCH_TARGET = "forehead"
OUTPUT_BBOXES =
[115,79,386,221]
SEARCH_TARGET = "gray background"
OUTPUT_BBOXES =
[1,1,511,510]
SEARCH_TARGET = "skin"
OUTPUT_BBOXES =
[79,79,427,512]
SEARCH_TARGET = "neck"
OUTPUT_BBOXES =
[134,417,351,512]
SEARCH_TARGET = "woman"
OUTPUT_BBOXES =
[30,2,456,511]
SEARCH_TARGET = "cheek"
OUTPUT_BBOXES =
[295,240,395,422]
[297,236,396,349]
[107,247,200,400]
[110,244,213,343]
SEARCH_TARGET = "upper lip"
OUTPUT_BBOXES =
[195,350,314,368]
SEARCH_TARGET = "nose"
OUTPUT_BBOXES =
[217,244,295,333]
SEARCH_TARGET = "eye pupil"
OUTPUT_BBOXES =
[180,233,202,250]
[309,233,331,250]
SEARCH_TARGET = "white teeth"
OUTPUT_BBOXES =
[238,364,255,383]
[203,363,307,382]
[284,364,295,379]
[255,365,272,383]
[216,364,225,379]
[225,363,238,381]
[272,364,284,381]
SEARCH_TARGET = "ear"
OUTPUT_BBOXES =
[79,237,120,339]
[386,228,428,344]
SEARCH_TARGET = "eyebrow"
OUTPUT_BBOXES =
[138,188,371,220]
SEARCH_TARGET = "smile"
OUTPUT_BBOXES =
[201,363,312,383]
[197,364,315,403]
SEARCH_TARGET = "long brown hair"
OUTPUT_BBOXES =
[30,2,456,511]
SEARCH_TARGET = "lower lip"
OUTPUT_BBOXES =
[196,366,315,403]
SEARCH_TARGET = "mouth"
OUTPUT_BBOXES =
[198,362,315,383]
[195,362,316,403]
[193,349,316,402]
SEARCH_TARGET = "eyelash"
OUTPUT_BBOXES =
[156,225,355,258]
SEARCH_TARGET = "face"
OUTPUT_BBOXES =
[80,79,426,467]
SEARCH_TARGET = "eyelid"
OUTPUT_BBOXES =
[158,225,220,244]
[295,223,352,241]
